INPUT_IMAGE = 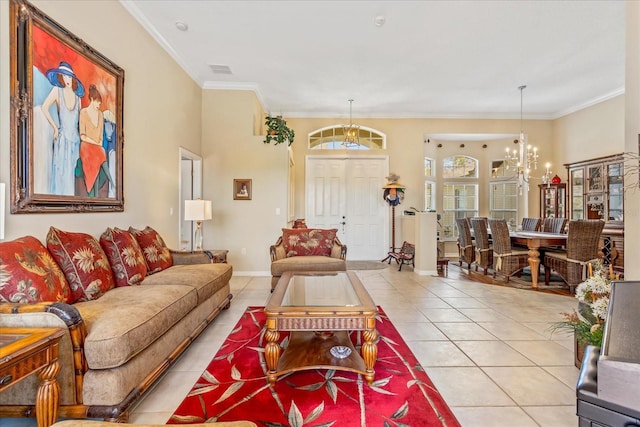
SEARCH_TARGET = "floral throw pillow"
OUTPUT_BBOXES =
[282,228,338,257]
[0,236,71,304]
[129,226,173,274]
[46,227,115,302]
[100,228,147,287]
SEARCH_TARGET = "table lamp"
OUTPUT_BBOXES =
[184,199,212,251]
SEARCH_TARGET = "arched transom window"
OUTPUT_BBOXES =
[309,126,386,150]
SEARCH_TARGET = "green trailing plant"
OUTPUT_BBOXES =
[264,115,295,146]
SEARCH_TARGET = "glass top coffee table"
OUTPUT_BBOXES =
[264,271,378,386]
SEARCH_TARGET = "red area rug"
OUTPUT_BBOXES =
[169,306,460,426]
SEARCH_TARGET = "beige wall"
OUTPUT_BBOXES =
[287,117,554,222]
[0,0,202,245]
[201,90,288,274]
[552,95,625,168]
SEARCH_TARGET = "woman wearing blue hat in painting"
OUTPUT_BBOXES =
[41,61,85,196]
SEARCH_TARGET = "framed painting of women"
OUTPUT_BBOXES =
[9,0,125,213]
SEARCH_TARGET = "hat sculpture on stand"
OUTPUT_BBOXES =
[381,174,406,261]
[382,173,405,206]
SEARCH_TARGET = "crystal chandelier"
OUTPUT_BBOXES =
[504,85,550,193]
[342,99,360,147]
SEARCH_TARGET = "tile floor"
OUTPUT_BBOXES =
[2,266,580,427]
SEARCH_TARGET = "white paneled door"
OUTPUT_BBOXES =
[305,156,388,260]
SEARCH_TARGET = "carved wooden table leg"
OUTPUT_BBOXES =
[527,243,541,289]
[36,360,60,427]
[361,328,378,385]
[264,328,280,385]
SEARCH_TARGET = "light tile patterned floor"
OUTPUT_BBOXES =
[2,267,580,427]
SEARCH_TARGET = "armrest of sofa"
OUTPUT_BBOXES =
[332,237,347,260]
[270,236,286,262]
[170,250,213,265]
[0,302,89,402]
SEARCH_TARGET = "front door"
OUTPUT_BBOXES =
[305,156,388,260]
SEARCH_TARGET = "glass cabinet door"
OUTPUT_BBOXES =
[557,186,566,218]
[571,169,584,219]
[608,162,623,221]
[543,187,557,218]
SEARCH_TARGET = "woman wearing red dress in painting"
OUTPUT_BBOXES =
[79,84,112,196]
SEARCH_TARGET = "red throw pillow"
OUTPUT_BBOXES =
[100,228,147,287]
[0,236,71,304]
[282,228,337,257]
[46,227,115,302]
[129,226,173,274]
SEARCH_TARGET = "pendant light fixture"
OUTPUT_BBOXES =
[342,99,360,147]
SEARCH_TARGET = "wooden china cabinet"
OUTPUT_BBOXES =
[539,182,567,218]
[565,154,624,272]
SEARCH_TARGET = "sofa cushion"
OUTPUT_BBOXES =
[271,256,346,276]
[100,228,147,287]
[0,235,71,303]
[141,263,232,304]
[46,227,115,302]
[74,284,198,369]
[129,226,173,274]
[282,228,338,257]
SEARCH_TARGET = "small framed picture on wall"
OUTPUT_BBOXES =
[234,179,252,200]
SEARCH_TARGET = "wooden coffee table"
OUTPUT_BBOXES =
[264,271,378,386]
[0,327,65,427]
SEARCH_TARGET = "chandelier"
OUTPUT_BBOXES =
[342,99,360,147]
[504,85,551,193]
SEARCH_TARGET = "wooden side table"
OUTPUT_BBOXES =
[203,249,228,263]
[0,327,65,427]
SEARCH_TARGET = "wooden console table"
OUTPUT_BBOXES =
[0,327,64,427]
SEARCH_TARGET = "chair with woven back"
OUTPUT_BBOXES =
[521,217,542,231]
[543,220,605,293]
[488,219,530,283]
[541,217,568,234]
[455,218,475,270]
[470,217,492,275]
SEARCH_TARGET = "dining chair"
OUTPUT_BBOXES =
[542,217,568,234]
[488,219,529,283]
[543,220,605,293]
[455,218,475,270]
[521,217,542,231]
[470,217,492,275]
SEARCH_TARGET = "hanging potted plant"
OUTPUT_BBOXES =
[264,115,295,146]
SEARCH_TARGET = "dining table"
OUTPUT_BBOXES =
[509,231,568,289]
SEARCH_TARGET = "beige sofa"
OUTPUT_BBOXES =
[269,229,347,290]
[0,250,233,422]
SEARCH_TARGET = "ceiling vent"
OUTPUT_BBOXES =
[209,64,232,75]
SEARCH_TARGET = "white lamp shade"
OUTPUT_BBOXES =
[184,199,212,221]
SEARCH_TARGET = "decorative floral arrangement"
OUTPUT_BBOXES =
[552,261,618,347]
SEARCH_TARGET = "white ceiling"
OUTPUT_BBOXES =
[121,0,625,119]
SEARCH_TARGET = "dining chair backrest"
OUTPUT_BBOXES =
[469,217,488,229]
[470,218,490,250]
[521,217,542,231]
[542,217,568,234]
[488,219,512,255]
[566,220,605,261]
[455,218,473,247]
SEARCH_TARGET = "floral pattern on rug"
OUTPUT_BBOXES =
[169,306,460,427]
